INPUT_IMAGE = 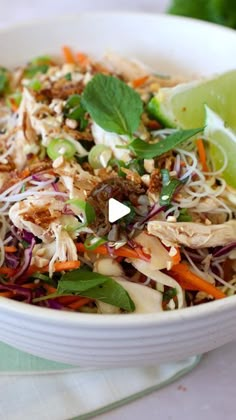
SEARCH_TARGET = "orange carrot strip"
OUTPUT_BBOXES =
[68,297,93,310]
[76,52,90,67]
[76,243,150,261]
[57,296,81,305]
[0,291,14,298]
[21,283,39,289]
[132,75,149,88]
[9,99,19,113]
[54,261,80,272]
[196,138,209,172]
[0,267,16,276]
[170,263,226,299]
[25,261,80,277]
[62,45,75,64]
[18,168,31,179]
[43,284,57,294]
[4,246,17,253]
[171,247,181,266]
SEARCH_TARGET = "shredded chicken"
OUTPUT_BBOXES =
[148,220,236,248]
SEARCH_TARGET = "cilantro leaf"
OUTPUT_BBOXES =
[58,270,135,312]
[82,74,143,135]
[128,127,203,159]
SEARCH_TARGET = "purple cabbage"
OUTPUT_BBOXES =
[213,242,236,258]
[4,252,20,269]
[0,283,32,303]
[141,204,166,225]
[13,237,36,283]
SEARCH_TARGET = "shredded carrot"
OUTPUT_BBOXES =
[0,291,14,298]
[171,247,181,266]
[4,246,17,253]
[54,261,80,272]
[9,99,19,113]
[25,260,80,277]
[132,75,149,88]
[43,284,57,294]
[21,282,39,289]
[0,267,16,276]
[68,297,93,310]
[196,138,209,172]
[76,243,150,261]
[76,52,90,67]
[62,45,75,64]
[170,263,226,299]
[180,161,186,167]
[57,296,81,305]
[18,168,31,179]
[146,120,162,130]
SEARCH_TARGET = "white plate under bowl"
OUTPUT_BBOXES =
[0,12,236,367]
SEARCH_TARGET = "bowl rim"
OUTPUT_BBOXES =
[0,10,236,37]
[0,293,235,327]
[0,11,236,326]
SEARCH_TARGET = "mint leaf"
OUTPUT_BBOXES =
[82,74,143,135]
[58,270,135,312]
[128,127,203,159]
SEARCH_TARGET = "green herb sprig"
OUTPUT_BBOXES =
[128,127,203,159]
[82,74,143,136]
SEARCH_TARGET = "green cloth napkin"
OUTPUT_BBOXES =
[0,341,201,419]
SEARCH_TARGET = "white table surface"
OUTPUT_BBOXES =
[1,1,236,419]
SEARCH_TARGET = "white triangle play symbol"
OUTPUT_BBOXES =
[108,198,131,223]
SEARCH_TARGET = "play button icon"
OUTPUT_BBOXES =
[108,198,131,223]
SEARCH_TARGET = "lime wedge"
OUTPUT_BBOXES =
[204,105,236,188]
[147,70,236,131]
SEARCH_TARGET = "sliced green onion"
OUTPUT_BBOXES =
[30,272,55,285]
[159,178,182,206]
[47,138,76,160]
[67,199,96,224]
[31,55,51,66]
[28,79,42,91]
[177,208,192,222]
[64,94,88,129]
[161,169,170,186]
[88,144,112,169]
[84,236,107,250]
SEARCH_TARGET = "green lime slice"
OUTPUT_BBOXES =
[147,70,236,131]
[204,105,236,188]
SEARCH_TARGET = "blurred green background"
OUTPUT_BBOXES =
[168,0,236,29]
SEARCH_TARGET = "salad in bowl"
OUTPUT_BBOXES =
[0,44,235,316]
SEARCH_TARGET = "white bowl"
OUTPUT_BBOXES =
[1,12,236,367]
